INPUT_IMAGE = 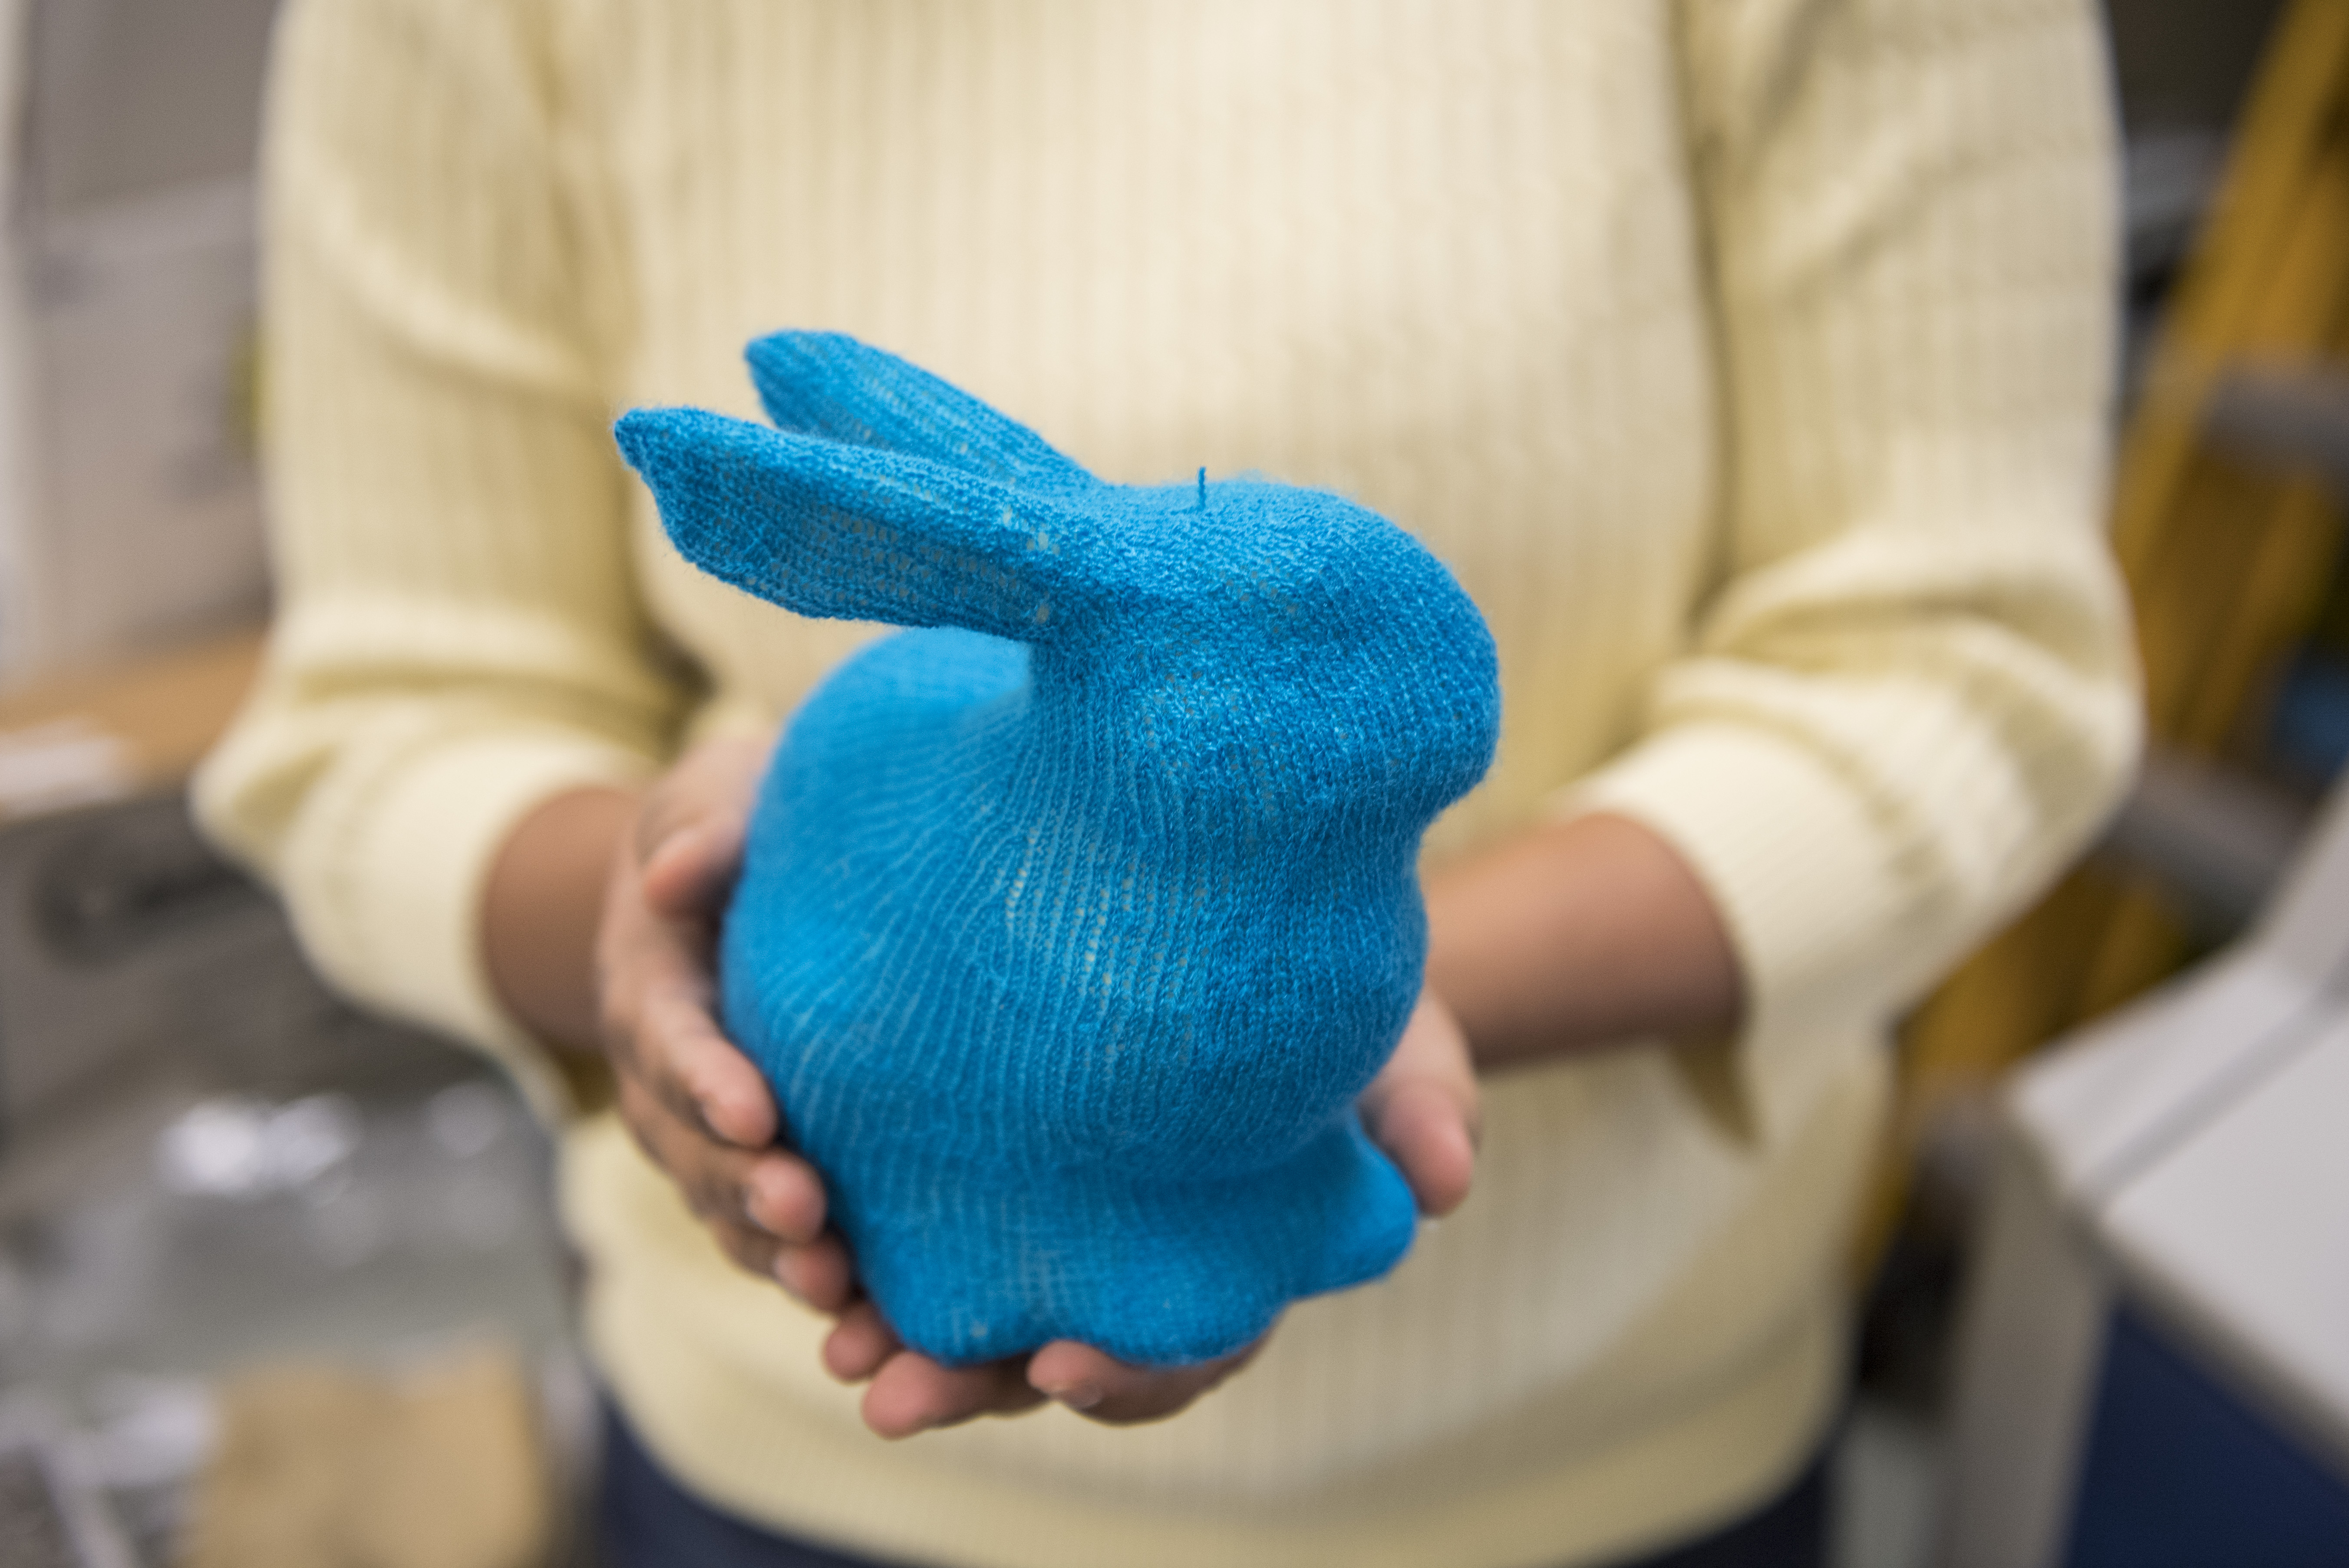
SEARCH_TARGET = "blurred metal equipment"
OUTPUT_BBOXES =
[0,795,290,1135]
[0,0,281,681]
[2098,742,2312,939]
[1940,779,2349,1567]
[0,1398,137,1568]
[2202,360,2349,494]
[0,605,591,1563]
[0,792,578,1566]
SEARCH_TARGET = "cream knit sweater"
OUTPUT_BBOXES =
[197,1,2139,1563]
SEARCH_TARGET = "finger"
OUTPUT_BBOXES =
[742,1155,827,1243]
[594,878,712,1069]
[615,1076,851,1306]
[631,737,768,904]
[1359,994,1481,1218]
[772,1233,856,1313]
[600,872,775,1149]
[822,1300,901,1383]
[862,1352,1046,1440]
[1366,1080,1476,1217]
[612,1069,700,1184]
[1026,1339,1259,1425]
[613,1076,818,1244]
[640,814,749,917]
[614,1073,748,1224]
[632,985,778,1148]
[705,1215,785,1282]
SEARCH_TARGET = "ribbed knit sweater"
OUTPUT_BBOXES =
[196,3,2141,1564]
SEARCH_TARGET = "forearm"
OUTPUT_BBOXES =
[483,785,639,1053]
[1424,811,1742,1070]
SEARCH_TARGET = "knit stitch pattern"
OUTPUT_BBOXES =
[615,333,1499,1366]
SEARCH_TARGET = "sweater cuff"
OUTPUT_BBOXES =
[284,731,654,1122]
[1558,722,1918,1135]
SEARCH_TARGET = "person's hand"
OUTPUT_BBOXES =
[594,736,856,1314]
[818,990,1482,1438]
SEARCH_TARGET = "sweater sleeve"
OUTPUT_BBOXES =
[194,0,678,1111]
[1567,0,2141,1102]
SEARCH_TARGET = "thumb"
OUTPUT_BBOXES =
[634,738,769,916]
[640,814,747,917]
[1360,994,1480,1218]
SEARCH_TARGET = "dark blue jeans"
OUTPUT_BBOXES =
[597,1399,1826,1568]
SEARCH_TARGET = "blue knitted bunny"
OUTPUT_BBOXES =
[614,333,1499,1367]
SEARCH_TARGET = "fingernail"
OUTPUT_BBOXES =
[1044,1381,1102,1411]
[773,1253,803,1296]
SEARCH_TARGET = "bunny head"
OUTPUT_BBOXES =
[613,333,1500,1368]
[614,333,1499,842]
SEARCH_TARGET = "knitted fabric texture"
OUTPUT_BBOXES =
[614,332,1500,1367]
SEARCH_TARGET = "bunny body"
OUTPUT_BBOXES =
[617,334,1499,1367]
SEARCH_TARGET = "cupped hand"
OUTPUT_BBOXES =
[595,736,854,1311]
[821,991,1482,1439]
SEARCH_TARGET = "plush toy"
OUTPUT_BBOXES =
[614,333,1499,1367]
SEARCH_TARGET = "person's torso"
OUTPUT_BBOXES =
[550,8,1879,1556]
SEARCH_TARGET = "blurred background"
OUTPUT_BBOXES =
[0,1,2342,1565]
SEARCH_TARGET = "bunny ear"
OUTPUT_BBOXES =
[615,406,1105,643]
[746,332,1098,494]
